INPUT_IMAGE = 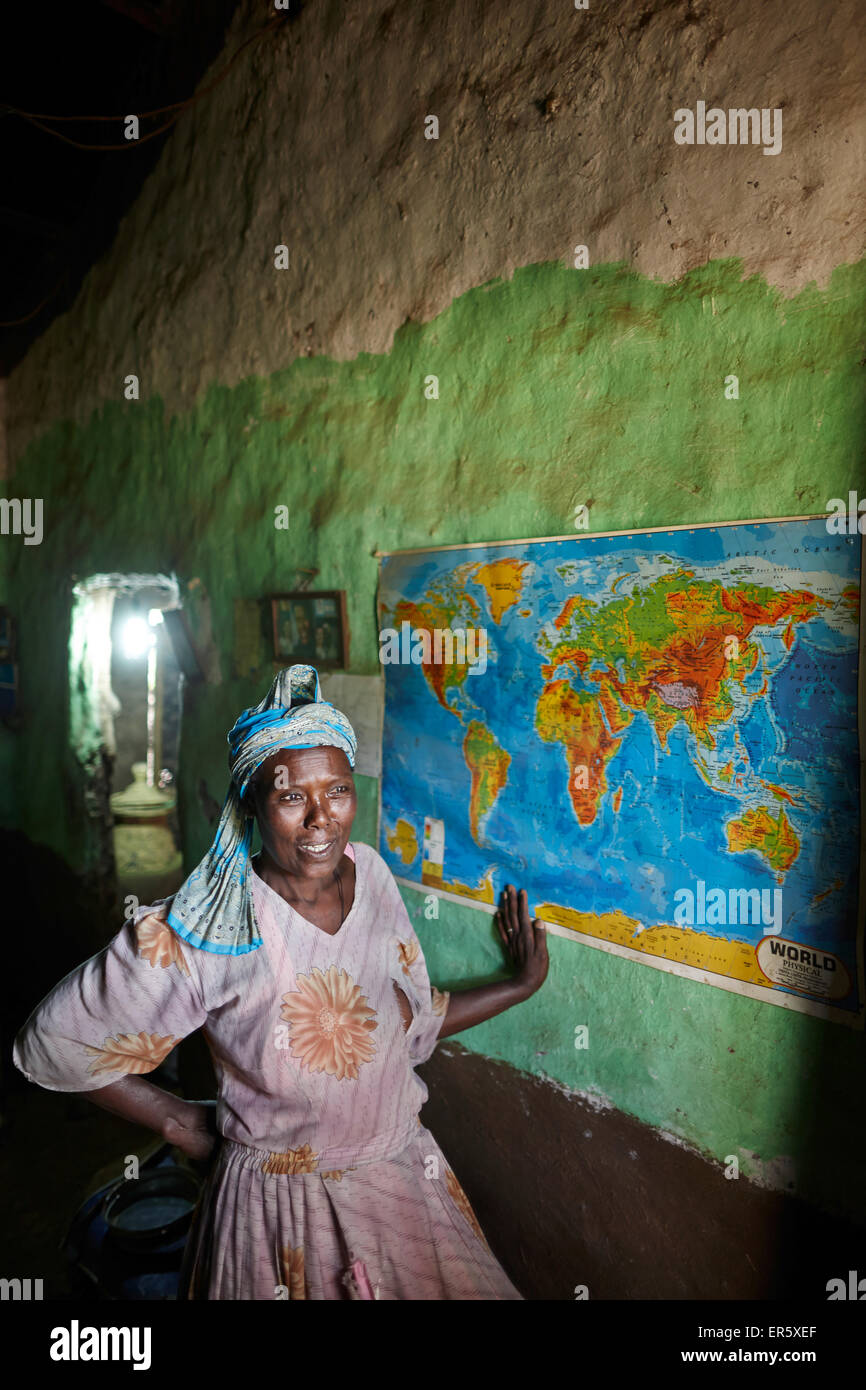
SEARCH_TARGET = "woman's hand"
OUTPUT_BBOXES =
[162,1100,218,1163]
[436,888,549,1040]
[495,884,549,998]
[74,1077,219,1164]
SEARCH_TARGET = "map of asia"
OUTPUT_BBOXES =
[377,517,863,1025]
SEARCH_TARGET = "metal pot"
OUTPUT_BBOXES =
[103,1166,200,1254]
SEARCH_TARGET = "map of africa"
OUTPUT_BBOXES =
[377,517,863,1024]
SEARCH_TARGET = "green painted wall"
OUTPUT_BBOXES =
[5,257,865,1217]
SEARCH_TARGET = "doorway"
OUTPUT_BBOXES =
[69,573,186,922]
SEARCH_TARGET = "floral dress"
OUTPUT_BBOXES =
[13,841,522,1301]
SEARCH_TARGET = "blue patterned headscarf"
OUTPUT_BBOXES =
[167,665,357,954]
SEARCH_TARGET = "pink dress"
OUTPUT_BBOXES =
[13,841,522,1301]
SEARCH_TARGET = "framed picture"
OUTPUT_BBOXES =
[270,591,348,670]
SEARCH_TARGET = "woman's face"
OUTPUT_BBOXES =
[251,745,356,879]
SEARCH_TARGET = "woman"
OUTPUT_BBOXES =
[13,665,549,1300]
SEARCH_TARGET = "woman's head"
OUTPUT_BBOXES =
[228,665,356,801]
[168,664,358,953]
[247,744,357,879]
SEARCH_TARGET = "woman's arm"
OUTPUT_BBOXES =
[436,884,549,1041]
[77,1074,218,1161]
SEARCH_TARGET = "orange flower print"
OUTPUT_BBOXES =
[445,1167,489,1248]
[82,1031,179,1077]
[431,986,449,1016]
[278,1245,307,1299]
[280,966,377,1081]
[262,1145,318,1175]
[396,937,420,976]
[321,1168,355,1181]
[135,913,190,975]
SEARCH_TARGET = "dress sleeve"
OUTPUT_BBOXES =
[382,862,450,1066]
[12,903,207,1094]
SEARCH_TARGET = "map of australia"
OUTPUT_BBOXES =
[378,518,862,1023]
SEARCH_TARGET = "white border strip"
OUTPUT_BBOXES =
[374,512,827,558]
[394,876,864,1030]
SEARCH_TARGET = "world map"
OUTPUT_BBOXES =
[377,518,862,1023]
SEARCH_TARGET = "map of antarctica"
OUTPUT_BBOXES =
[378,517,863,1024]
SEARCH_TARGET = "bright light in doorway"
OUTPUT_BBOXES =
[122,616,156,659]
